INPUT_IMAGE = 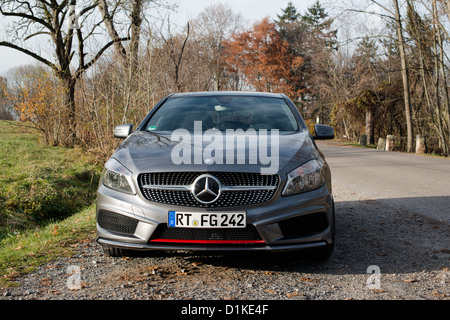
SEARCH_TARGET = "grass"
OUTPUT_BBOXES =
[0,120,102,287]
[0,205,96,287]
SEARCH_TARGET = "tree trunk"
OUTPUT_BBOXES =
[60,76,77,146]
[433,0,450,154]
[393,0,414,152]
[447,0,450,23]
[365,108,374,145]
[407,0,447,154]
[98,0,128,67]
[129,0,143,71]
[431,0,449,155]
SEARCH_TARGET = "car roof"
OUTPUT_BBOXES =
[169,91,285,99]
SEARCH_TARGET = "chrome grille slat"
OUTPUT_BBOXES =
[138,172,279,208]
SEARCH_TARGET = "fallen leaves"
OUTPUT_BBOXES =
[286,290,303,298]
[299,277,320,282]
[404,278,419,283]
[191,262,202,267]
[40,278,53,287]
[146,266,159,272]
[430,291,448,298]
[47,289,62,295]
[51,225,58,236]
[3,271,21,279]
[263,289,276,294]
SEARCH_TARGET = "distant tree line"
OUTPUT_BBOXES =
[0,0,449,157]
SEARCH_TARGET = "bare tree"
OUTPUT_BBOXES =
[0,0,129,145]
[445,0,450,22]
[392,0,414,152]
[98,0,146,70]
[341,0,414,150]
[431,0,450,153]
[192,3,244,91]
[158,20,190,92]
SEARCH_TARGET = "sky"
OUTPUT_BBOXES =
[172,0,314,25]
[0,0,316,76]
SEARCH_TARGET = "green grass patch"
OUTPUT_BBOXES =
[0,120,103,287]
[0,120,102,238]
[0,204,96,287]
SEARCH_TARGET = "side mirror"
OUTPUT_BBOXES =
[314,124,335,140]
[114,124,133,139]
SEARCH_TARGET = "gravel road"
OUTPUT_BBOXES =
[1,145,449,301]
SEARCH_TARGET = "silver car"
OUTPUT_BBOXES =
[96,92,335,260]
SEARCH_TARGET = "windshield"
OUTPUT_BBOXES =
[145,95,300,133]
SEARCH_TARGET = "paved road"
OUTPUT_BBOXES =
[317,142,450,224]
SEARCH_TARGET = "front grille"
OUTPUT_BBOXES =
[150,224,263,242]
[97,210,139,235]
[138,172,279,208]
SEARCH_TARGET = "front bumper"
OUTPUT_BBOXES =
[95,182,334,253]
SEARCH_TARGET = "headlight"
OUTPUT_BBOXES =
[282,159,326,196]
[101,158,135,194]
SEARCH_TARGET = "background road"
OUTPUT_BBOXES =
[317,142,450,224]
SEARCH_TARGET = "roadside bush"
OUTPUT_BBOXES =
[7,66,70,146]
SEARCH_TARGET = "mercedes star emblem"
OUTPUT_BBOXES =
[192,174,221,204]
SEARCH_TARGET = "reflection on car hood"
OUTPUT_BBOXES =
[111,130,320,176]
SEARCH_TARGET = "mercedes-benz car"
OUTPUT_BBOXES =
[96,92,335,260]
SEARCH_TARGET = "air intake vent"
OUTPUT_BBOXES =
[149,224,264,244]
[97,210,139,235]
[278,212,329,239]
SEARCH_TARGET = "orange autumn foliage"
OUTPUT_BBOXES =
[12,69,67,145]
[223,18,304,101]
[16,72,55,121]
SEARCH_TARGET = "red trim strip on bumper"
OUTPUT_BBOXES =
[149,239,266,244]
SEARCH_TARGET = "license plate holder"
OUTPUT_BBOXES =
[168,211,246,228]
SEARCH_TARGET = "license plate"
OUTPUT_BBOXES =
[168,211,246,228]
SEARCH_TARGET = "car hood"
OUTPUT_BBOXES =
[111,130,320,177]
